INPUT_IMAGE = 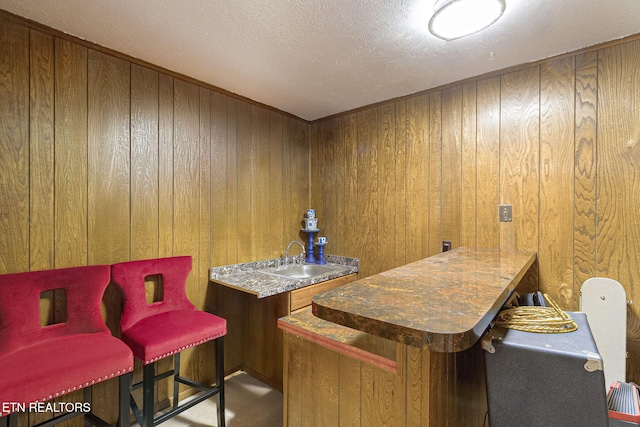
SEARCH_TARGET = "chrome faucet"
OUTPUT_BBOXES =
[285,240,306,267]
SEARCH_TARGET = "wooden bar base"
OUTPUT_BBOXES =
[282,328,488,426]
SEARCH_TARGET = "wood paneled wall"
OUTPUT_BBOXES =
[0,13,308,425]
[3,6,640,424]
[310,40,640,384]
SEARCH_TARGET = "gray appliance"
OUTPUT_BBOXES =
[483,312,609,427]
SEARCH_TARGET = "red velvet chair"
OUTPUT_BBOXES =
[0,265,134,427]
[110,256,226,427]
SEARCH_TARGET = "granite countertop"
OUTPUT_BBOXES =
[209,255,359,298]
[277,308,398,372]
[311,247,536,352]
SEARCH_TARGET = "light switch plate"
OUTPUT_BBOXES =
[499,204,512,222]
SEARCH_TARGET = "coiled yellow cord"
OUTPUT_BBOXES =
[494,293,578,333]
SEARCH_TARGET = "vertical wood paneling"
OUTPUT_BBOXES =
[281,116,307,248]
[405,346,423,427]
[394,100,408,267]
[313,120,328,238]
[454,343,487,426]
[338,354,361,426]
[270,112,284,257]
[332,117,348,257]
[158,73,174,258]
[131,64,159,260]
[173,79,200,285]
[309,122,320,225]
[342,113,358,258]
[378,103,396,273]
[362,346,406,427]
[211,91,229,266]
[441,86,463,248]
[500,67,540,254]
[307,341,340,425]
[198,87,212,308]
[461,83,477,248]
[320,117,342,250]
[29,29,55,271]
[428,92,442,257]
[313,129,327,241]
[236,101,252,262]
[226,98,239,264]
[250,105,270,260]
[54,38,88,268]
[405,95,429,263]
[87,50,131,265]
[574,51,598,308]
[0,17,29,274]
[356,109,378,278]
[597,41,640,296]
[428,352,450,427]
[290,117,310,237]
[475,77,501,249]
[420,348,431,426]
[282,115,296,245]
[284,334,303,426]
[539,57,575,306]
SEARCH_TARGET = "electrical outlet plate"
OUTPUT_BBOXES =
[442,240,452,252]
[499,204,512,222]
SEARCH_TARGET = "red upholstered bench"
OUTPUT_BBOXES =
[111,256,226,427]
[0,265,134,427]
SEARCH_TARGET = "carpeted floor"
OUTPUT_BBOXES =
[142,372,283,427]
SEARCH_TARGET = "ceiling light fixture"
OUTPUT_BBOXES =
[428,0,506,40]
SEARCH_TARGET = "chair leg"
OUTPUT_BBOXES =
[173,353,180,410]
[118,372,132,427]
[216,337,225,427]
[142,362,155,427]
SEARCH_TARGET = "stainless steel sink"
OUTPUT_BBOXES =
[260,263,339,279]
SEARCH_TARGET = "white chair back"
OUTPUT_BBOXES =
[580,277,627,390]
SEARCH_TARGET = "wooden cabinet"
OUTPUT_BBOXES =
[290,274,356,312]
[211,273,357,391]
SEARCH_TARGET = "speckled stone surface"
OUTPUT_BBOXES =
[209,255,359,298]
[312,247,536,352]
[278,308,398,372]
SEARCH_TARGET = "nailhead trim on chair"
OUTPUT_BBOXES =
[141,333,225,365]
[38,365,134,403]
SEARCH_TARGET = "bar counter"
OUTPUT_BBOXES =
[312,247,536,352]
[278,247,537,426]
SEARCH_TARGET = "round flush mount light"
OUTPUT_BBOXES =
[428,0,506,40]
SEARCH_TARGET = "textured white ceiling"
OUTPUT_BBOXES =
[1,0,639,120]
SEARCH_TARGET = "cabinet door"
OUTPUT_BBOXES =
[290,274,356,312]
